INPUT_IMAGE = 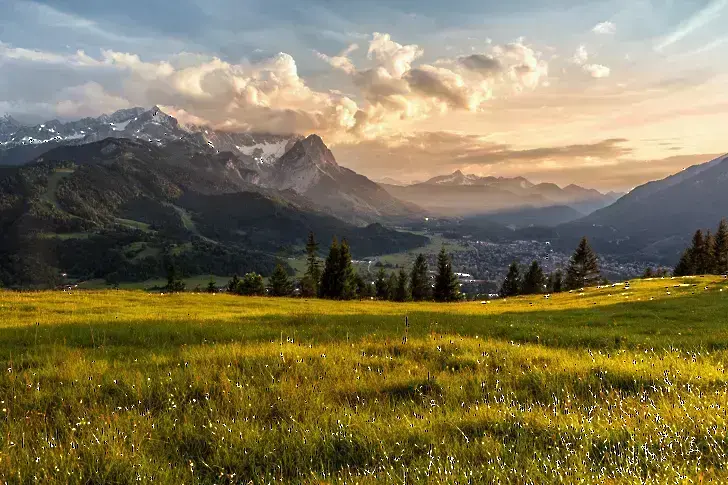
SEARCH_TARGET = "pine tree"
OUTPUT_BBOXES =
[165,263,185,292]
[564,237,600,290]
[227,274,241,293]
[319,238,341,298]
[688,229,706,275]
[206,276,217,293]
[714,219,728,275]
[269,262,292,297]
[673,249,694,276]
[386,272,399,301]
[549,270,563,293]
[339,239,358,300]
[240,272,265,296]
[702,231,717,274]
[301,231,320,297]
[374,268,389,300]
[409,254,431,301]
[499,262,522,297]
[521,261,545,295]
[394,268,410,302]
[433,247,460,302]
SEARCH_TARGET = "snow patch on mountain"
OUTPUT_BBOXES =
[236,139,291,165]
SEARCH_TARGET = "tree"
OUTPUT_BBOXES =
[375,268,389,300]
[702,231,717,274]
[433,247,460,302]
[673,249,694,277]
[319,238,341,298]
[715,219,728,275]
[339,239,358,300]
[548,270,563,293]
[564,237,600,290]
[386,272,399,301]
[409,254,431,301]
[206,276,217,293]
[301,232,320,297]
[165,263,185,292]
[499,262,522,297]
[227,274,241,293]
[643,267,654,278]
[521,261,545,295]
[269,262,292,296]
[239,272,265,296]
[394,268,410,302]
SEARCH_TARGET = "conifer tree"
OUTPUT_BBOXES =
[301,231,321,297]
[521,261,545,295]
[374,268,389,300]
[433,247,460,302]
[227,274,241,293]
[673,249,694,277]
[394,268,410,302]
[319,237,341,298]
[239,272,265,296]
[165,263,185,292]
[206,276,217,293]
[714,219,728,275]
[386,272,399,301]
[701,230,717,274]
[564,237,600,290]
[549,270,563,293]
[499,262,522,297]
[339,239,358,300]
[269,262,292,296]
[409,254,431,301]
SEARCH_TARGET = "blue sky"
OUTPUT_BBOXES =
[1,0,727,189]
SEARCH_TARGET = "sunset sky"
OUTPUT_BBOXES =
[1,0,727,190]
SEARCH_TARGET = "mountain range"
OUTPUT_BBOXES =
[2,105,726,286]
[382,169,622,219]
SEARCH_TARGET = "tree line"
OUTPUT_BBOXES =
[174,232,462,301]
[674,219,728,276]
[498,237,601,297]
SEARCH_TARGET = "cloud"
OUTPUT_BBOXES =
[333,131,631,182]
[458,54,502,75]
[0,33,551,141]
[592,22,616,35]
[656,0,728,51]
[572,45,588,65]
[583,64,611,78]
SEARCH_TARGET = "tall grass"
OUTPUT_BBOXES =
[0,276,727,483]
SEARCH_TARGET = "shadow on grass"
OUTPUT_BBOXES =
[1,292,727,361]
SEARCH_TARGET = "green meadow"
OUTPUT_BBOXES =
[1,276,728,483]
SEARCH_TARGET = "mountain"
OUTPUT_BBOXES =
[0,107,421,224]
[467,204,585,229]
[570,153,728,259]
[383,170,617,218]
[0,138,428,287]
[513,153,728,263]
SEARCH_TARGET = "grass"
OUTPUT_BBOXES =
[1,275,728,483]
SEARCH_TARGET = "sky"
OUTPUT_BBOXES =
[1,0,727,190]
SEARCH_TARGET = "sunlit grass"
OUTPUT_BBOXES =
[0,275,727,483]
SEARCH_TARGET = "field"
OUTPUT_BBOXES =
[1,276,728,483]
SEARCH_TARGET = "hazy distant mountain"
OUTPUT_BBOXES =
[468,205,585,229]
[383,170,618,217]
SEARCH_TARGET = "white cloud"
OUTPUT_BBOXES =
[0,33,551,141]
[592,22,616,34]
[583,64,611,78]
[572,45,589,65]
